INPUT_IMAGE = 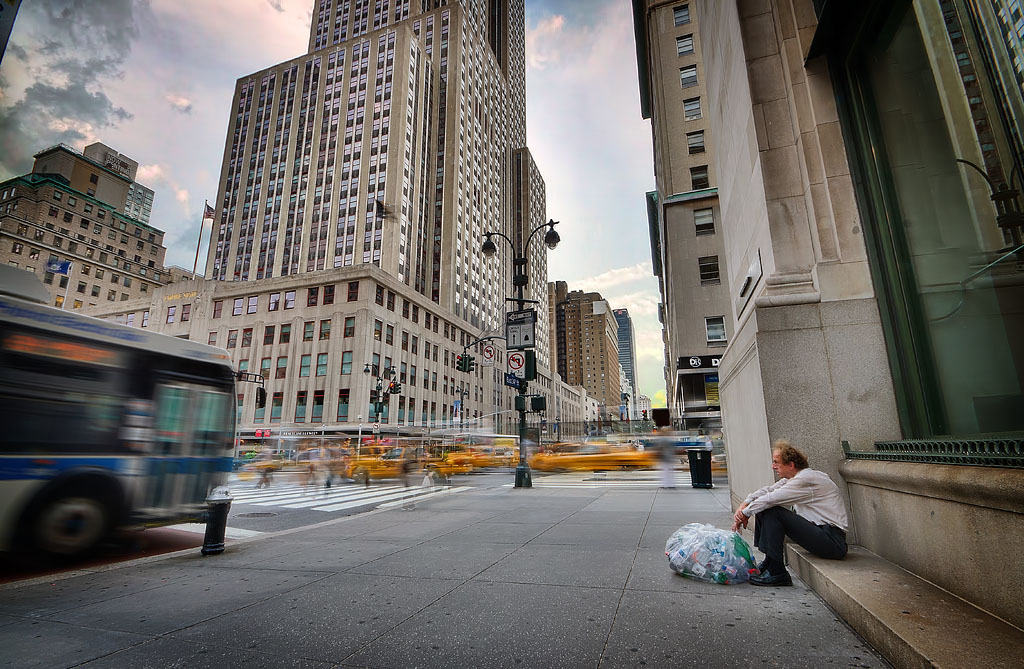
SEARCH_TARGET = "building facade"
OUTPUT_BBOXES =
[632,0,731,434]
[613,307,639,417]
[682,0,1023,633]
[0,151,169,310]
[81,142,156,225]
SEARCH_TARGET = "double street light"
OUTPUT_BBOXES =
[481,218,561,488]
[363,362,400,428]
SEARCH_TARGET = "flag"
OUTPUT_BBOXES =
[204,203,215,220]
[45,258,71,275]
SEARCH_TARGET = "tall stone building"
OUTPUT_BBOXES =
[549,285,622,420]
[0,144,169,309]
[82,142,156,225]
[632,0,730,433]
[612,307,638,416]
[635,0,1024,652]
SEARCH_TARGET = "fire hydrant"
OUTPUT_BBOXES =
[201,486,233,555]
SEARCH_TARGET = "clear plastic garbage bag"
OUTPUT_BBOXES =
[665,522,758,584]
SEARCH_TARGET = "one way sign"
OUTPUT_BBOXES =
[506,309,536,350]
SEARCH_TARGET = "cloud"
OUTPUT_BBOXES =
[266,0,285,12]
[165,94,193,114]
[137,163,190,213]
[525,15,565,70]
[574,262,654,293]
[650,390,667,408]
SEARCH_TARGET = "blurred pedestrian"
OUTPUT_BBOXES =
[731,440,848,586]
[657,427,677,488]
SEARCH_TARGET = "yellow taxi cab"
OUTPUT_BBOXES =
[464,446,516,468]
[529,442,656,472]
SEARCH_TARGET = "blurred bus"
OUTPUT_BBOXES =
[0,267,238,558]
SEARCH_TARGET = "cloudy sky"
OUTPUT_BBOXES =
[0,0,665,407]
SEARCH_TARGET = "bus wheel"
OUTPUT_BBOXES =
[32,493,111,558]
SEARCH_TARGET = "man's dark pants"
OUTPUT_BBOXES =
[753,506,847,565]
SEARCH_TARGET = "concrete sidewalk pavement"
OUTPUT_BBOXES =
[0,479,886,668]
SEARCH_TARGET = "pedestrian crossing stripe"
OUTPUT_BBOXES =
[228,482,466,512]
[503,475,693,489]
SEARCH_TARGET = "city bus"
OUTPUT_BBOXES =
[0,266,237,559]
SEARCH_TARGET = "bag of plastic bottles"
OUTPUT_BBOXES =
[665,523,758,584]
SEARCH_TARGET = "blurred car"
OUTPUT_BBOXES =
[345,446,472,481]
[463,446,515,468]
[529,443,656,472]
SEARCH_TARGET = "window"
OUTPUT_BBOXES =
[268,292,280,311]
[208,332,217,346]
[279,324,291,343]
[247,296,258,314]
[263,325,276,345]
[181,304,191,322]
[684,97,702,120]
[284,290,295,309]
[295,391,308,422]
[687,130,705,154]
[347,281,359,301]
[337,389,350,421]
[375,284,385,305]
[676,34,694,56]
[385,324,394,345]
[307,286,319,306]
[166,306,176,324]
[242,328,253,347]
[698,256,720,284]
[311,390,324,423]
[374,319,383,340]
[402,331,409,351]
[300,354,311,377]
[319,320,331,340]
[316,353,328,376]
[270,392,283,423]
[674,4,690,26]
[705,316,727,343]
[276,356,288,379]
[691,166,710,190]
[386,291,395,311]
[341,351,353,375]
[232,298,244,316]
[213,300,223,318]
[76,281,86,294]
[260,357,271,378]
[11,242,22,254]
[303,321,315,341]
[344,316,356,337]
[679,65,698,88]
[411,305,419,323]
[227,329,238,348]
[323,285,335,304]
[695,208,715,235]
[402,299,410,318]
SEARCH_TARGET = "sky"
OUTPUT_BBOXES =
[0,0,665,407]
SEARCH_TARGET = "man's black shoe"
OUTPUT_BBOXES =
[750,571,793,587]
[755,559,769,574]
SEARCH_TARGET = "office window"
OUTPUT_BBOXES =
[402,331,409,351]
[263,325,275,345]
[385,324,394,345]
[695,208,715,235]
[386,290,395,311]
[247,296,258,314]
[213,300,223,318]
[684,97,702,120]
[300,354,311,377]
[340,351,353,375]
[347,281,359,301]
[337,389,350,421]
[374,319,383,340]
[232,298,244,316]
[303,321,314,341]
[307,286,319,306]
[676,34,694,56]
[268,292,280,311]
[375,284,385,305]
[295,391,308,422]
[241,328,253,347]
[279,324,291,343]
[691,166,710,190]
[208,332,217,346]
[698,256,720,284]
[319,320,331,340]
[181,304,191,322]
[166,306,176,324]
[275,356,288,379]
[344,316,356,337]
[227,329,238,348]
[270,392,283,423]
[323,285,335,305]
[260,357,271,378]
[687,130,705,154]
[705,316,727,343]
[311,390,324,423]
[142,311,149,327]
[674,4,690,25]
[316,353,328,377]
[284,290,295,309]
[679,65,698,88]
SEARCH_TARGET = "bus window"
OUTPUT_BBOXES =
[193,390,233,456]
[153,385,190,455]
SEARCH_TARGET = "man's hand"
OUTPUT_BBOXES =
[731,503,749,532]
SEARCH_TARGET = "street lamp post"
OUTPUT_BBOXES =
[363,363,400,437]
[481,218,560,488]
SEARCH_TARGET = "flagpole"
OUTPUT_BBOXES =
[193,199,208,278]
[61,262,73,310]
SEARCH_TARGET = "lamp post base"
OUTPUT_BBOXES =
[513,464,532,488]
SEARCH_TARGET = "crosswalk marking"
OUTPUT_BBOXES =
[228,482,466,512]
[506,473,693,488]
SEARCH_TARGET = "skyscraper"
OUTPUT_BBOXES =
[550,287,621,420]
[81,143,155,225]
[613,308,638,416]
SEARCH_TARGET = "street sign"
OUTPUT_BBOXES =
[372,422,380,433]
[504,373,521,389]
[482,344,496,367]
[505,309,536,350]
[508,350,526,378]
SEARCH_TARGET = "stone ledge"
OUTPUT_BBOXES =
[787,544,1024,669]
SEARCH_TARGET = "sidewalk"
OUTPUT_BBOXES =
[0,478,886,668]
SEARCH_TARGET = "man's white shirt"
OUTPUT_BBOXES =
[742,468,848,531]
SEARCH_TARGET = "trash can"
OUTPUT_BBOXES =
[201,486,232,555]
[686,448,713,489]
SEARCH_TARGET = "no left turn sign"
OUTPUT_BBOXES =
[508,351,526,378]
[482,344,495,366]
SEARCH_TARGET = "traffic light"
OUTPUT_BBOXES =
[456,354,464,372]
[642,410,648,420]
[370,389,380,403]
[389,381,402,395]
[467,355,476,372]
[255,386,267,409]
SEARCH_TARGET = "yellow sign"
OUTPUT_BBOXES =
[4,332,119,366]
[163,291,197,301]
[704,373,720,405]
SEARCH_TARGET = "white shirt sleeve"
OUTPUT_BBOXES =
[742,475,814,517]
[743,478,788,505]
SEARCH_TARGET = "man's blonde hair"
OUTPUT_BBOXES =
[772,439,809,469]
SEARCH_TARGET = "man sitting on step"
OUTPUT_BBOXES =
[731,440,848,587]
